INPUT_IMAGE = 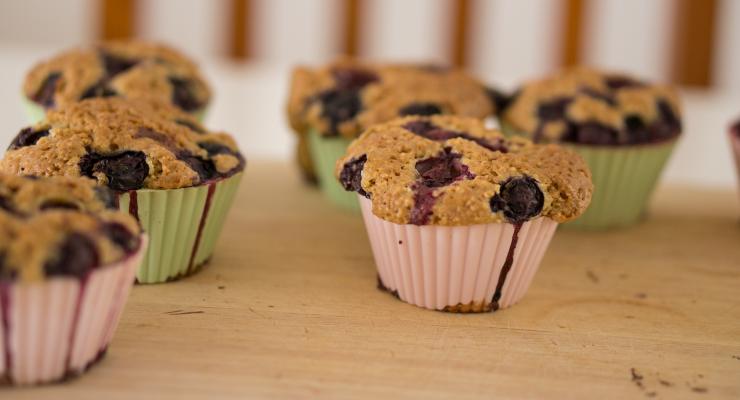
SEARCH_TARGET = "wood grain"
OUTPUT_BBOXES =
[6,162,740,399]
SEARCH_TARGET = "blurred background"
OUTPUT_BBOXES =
[0,0,738,189]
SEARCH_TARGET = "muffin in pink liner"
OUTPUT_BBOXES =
[731,120,740,188]
[0,174,145,385]
[336,116,593,312]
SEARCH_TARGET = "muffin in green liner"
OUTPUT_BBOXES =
[0,98,244,283]
[498,68,682,229]
[21,39,210,124]
[307,129,357,210]
[286,59,497,210]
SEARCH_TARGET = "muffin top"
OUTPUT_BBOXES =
[336,115,593,226]
[287,59,496,139]
[501,68,682,146]
[23,40,211,114]
[0,98,244,191]
[0,174,142,282]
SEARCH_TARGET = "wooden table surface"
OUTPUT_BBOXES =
[5,162,740,399]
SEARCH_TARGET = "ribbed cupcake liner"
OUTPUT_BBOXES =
[730,129,740,194]
[564,141,676,229]
[0,237,146,386]
[307,130,359,211]
[117,172,242,284]
[359,197,558,312]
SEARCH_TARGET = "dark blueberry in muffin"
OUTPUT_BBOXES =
[399,102,443,117]
[8,127,50,150]
[579,87,616,106]
[40,200,80,211]
[339,154,368,198]
[410,185,436,225]
[169,77,203,112]
[403,120,508,153]
[43,233,99,277]
[653,100,682,140]
[331,68,379,90]
[102,222,139,252]
[537,98,572,121]
[0,196,14,213]
[175,118,206,134]
[80,79,117,100]
[32,72,61,107]
[177,152,218,182]
[486,87,516,113]
[624,115,650,144]
[79,151,149,192]
[415,148,473,188]
[315,88,362,134]
[198,141,234,157]
[101,52,138,77]
[574,122,620,145]
[490,176,544,224]
[604,76,644,90]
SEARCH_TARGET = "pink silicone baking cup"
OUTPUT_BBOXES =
[0,236,147,386]
[359,197,558,312]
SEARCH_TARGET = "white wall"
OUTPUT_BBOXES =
[469,0,564,90]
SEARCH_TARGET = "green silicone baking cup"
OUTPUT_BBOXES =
[307,129,359,211]
[563,141,676,229]
[117,172,243,283]
[22,96,46,124]
[21,95,208,124]
[499,121,676,229]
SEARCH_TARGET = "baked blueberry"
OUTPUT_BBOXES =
[399,102,443,116]
[79,151,149,192]
[177,152,218,182]
[415,148,473,188]
[8,128,50,150]
[80,80,117,100]
[490,176,544,224]
[403,120,507,152]
[32,72,61,107]
[101,52,137,77]
[315,88,363,134]
[331,68,379,90]
[40,200,80,210]
[169,77,203,112]
[102,222,138,252]
[339,154,368,198]
[43,233,99,277]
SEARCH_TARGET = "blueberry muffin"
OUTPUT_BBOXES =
[730,119,740,196]
[286,59,495,209]
[1,98,244,283]
[336,115,592,312]
[499,68,681,228]
[22,40,211,122]
[0,174,145,385]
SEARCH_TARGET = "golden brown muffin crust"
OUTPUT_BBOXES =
[23,40,211,114]
[501,67,681,145]
[0,98,243,190]
[336,116,593,226]
[0,174,141,282]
